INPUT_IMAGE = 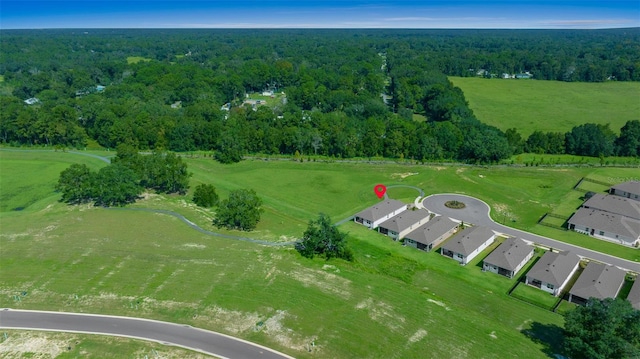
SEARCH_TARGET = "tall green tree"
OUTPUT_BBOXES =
[141,152,191,194]
[565,123,615,157]
[56,163,96,204]
[295,213,353,261]
[564,297,640,359]
[93,163,142,207]
[616,120,640,157]
[213,189,263,231]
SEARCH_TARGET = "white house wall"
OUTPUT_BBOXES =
[354,217,374,229]
[571,223,638,246]
[452,252,465,264]
[464,236,496,264]
[525,261,580,297]
[483,263,500,275]
[511,250,534,276]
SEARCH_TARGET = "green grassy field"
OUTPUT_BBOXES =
[3,149,640,358]
[510,283,559,311]
[244,92,286,107]
[450,77,640,136]
[126,56,153,64]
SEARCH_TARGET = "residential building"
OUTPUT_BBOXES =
[627,278,640,310]
[610,181,640,201]
[441,226,497,265]
[568,262,626,306]
[377,210,431,240]
[482,237,534,279]
[354,199,408,230]
[581,193,640,220]
[567,208,640,246]
[525,251,580,296]
[24,97,40,105]
[403,216,459,252]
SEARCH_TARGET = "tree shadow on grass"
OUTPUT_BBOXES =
[521,321,565,358]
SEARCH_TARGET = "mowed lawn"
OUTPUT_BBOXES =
[450,76,640,136]
[2,149,639,358]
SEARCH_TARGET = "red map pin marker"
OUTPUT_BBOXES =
[374,184,387,199]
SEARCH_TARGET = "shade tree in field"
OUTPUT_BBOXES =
[563,297,640,359]
[140,152,191,194]
[112,145,191,194]
[192,184,219,208]
[92,163,142,207]
[56,145,191,206]
[55,163,96,204]
[213,189,263,231]
[295,213,353,261]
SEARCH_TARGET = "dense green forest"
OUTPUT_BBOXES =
[1,29,639,162]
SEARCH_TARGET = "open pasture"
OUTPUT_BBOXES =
[450,77,640,136]
[126,56,153,64]
[2,149,639,358]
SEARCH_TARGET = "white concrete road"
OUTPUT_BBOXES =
[422,193,640,273]
[0,309,295,359]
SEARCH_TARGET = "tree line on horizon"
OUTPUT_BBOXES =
[1,29,639,163]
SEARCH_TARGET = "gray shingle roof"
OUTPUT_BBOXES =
[568,207,640,241]
[354,199,407,223]
[582,193,640,220]
[483,237,533,271]
[627,279,640,310]
[378,209,430,233]
[526,251,580,287]
[611,181,640,197]
[569,261,626,301]
[441,225,496,256]
[404,216,458,246]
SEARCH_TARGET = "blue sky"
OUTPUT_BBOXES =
[1,1,639,29]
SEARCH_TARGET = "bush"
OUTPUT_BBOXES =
[192,184,219,207]
[296,213,353,261]
[213,189,263,231]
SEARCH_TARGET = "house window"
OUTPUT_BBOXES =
[599,231,604,236]
[546,283,554,289]
[456,253,463,259]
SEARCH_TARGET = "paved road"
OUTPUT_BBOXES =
[0,309,295,359]
[422,194,640,273]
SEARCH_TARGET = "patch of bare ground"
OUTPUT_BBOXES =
[455,168,478,184]
[355,297,406,332]
[493,203,519,222]
[427,298,452,311]
[0,330,209,359]
[407,329,428,344]
[260,310,318,352]
[288,265,351,299]
[0,331,70,358]
[181,243,206,249]
[391,172,418,179]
